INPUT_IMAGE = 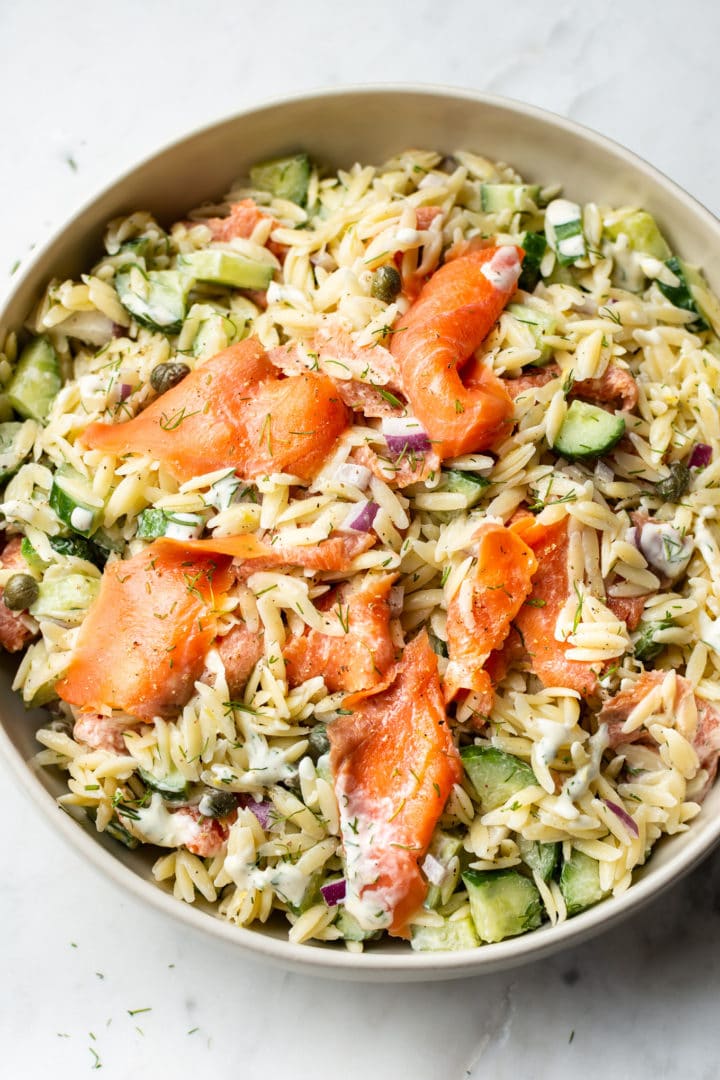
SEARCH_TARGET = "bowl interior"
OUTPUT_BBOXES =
[2,86,720,979]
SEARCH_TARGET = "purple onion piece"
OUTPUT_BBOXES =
[238,794,271,830]
[320,878,346,907]
[689,443,712,469]
[111,322,127,339]
[342,499,379,533]
[381,415,432,457]
[384,432,432,456]
[605,798,639,837]
[119,383,133,401]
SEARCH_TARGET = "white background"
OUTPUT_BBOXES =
[2,2,720,1077]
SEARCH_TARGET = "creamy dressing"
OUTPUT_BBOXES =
[333,463,371,491]
[121,793,200,848]
[557,233,586,260]
[545,199,582,228]
[164,513,204,541]
[206,470,241,511]
[223,833,310,908]
[266,282,310,307]
[564,726,609,801]
[335,776,409,931]
[535,718,576,766]
[480,245,522,291]
[69,506,95,533]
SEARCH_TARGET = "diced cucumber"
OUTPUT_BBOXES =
[138,766,189,802]
[115,267,189,334]
[424,830,464,910]
[250,152,311,205]
[517,836,559,882]
[29,573,100,626]
[177,250,274,291]
[286,871,323,916]
[657,258,720,336]
[135,508,204,541]
[518,231,547,291]
[20,537,46,575]
[463,869,544,943]
[480,184,542,214]
[118,235,158,264]
[49,466,104,537]
[605,209,671,261]
[656,257,706,329]
[411,913,479,951]
[559,850,608,915]
[49,534,108,569]
[551,399,625,461]
[461,746,537,812]
[436,469,489,508]
[0,420,37,482]
[335,907,382,942]
[507,302,557,364]
[545,198,586,265]
[6,337,61,423]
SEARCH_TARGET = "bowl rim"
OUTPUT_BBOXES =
[2,82,719,979]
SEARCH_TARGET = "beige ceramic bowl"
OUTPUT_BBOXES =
[2,86,719,981]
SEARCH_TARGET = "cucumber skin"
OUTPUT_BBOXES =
[519,232,547,291]
[657,258,707,330]
[7,337,61,423]
[463,869,544,943]
[461,746,537,812]
[250,153,311,205]
[552,399,625,462]
[517,837,559,882]
[559,850,607,915]
[411,914,479,952]
[49,470,103,538]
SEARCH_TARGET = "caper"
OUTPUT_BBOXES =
[654,461,691,503]
[307,724,330,763]
[3,573,39,611]
[198,789,238,819]
[150,361,191,395]
[371,264,402,304]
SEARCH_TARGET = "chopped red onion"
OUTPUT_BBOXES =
[388,585,404,617]
[112,322,127,338]
[340,499,379,533]
[238,794,271,830]
[334,462,372,490]
[320,878,346,906]
[689,443,712,469]
[604,799,639,837]
[119,383,133,401]
[381,415,431,455]
[421,852,448,887]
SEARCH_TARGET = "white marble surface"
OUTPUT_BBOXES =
[2,1,720,1076]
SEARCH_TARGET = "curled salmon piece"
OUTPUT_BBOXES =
[81,338,349,485]
[503,365,559,400]
[0,537,35,653]
[599,671,720,799]
[329,631,461,937]
[444,522,537,705]
[217,621,264,697]
[390,246,521,458]
[510,516,599,697]
[73,714,130,754]
[176,808,233,857]
[57,539,234,720]
[284,573,398,692]
[180,530,374,573]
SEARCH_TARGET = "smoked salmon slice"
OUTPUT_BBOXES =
[390,245,521,458]
[81,338,349,485]
[511,516,598,696]
[57,539,234,720]
[178,530,374,572]
[329,631,461,936]
[283,572,397,692]
[444,522,538,704]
